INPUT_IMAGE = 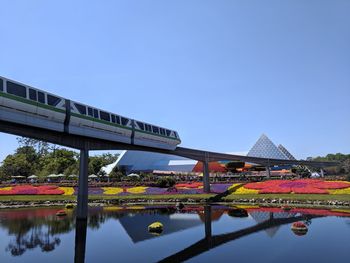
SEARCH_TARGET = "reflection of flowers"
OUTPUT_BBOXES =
[244,179,350,194]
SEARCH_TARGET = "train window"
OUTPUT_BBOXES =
[166,130,171,136]
[145,124,151,132]
[115,115,121,124]
[100,111,110,122]
[152,126,159,134]
[38,92,45,103]
[75,103,86,115]
[160,128,165,135]
[93,109,99,118]
[136,121,145,130]
[88,107,93,117]
[7,81,26,98]
[121,117,129,126]
[0,79,3,91]
[111,115,116,123]
[47,95,60,106]
[29,89,37,101]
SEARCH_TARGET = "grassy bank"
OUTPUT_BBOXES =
[0,194,215,202]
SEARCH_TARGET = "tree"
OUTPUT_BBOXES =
[16,137,51,156]
[88,154,119,175]
[109,165,125,181]
[0,153,34,178]
[39,149,78,176]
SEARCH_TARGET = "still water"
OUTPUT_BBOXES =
[0,205,349,263]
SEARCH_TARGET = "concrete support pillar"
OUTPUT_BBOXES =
[320,168,324,178]
[74,218,87,263]
[77,148,89,219]
[266,166,271,179]
[203,160,210,193]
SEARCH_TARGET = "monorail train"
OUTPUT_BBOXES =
[0,76,181,150]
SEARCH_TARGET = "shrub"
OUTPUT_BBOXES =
[156,178,176,188]
[346,174,350,182]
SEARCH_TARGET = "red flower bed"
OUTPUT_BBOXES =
[0,185,64,195]
[244,179,349,194]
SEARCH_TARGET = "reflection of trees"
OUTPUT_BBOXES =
[1,212,74,256]
[5,224,61,256]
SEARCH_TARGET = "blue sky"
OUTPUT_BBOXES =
[0,0,349,161]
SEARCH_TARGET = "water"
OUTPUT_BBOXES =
[0,205,349,263]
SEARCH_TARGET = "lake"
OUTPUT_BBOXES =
[0,205,349,263]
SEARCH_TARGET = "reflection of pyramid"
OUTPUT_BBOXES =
[247,134,288,160]
[118,213,202,243]
[278,145,296,160]
[249,211,295,237]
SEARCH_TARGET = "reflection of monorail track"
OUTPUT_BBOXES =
[158,210,320,263]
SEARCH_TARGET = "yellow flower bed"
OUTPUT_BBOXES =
[58,187,75,195]
[102,187,123,195]
[127,187,148,194]
[0,187,12,191]
[228,183,259,194]
[328,187,350,195]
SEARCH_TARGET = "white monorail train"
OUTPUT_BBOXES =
[0,76,181,150]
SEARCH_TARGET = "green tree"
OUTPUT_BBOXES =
[16,137,51,156]
[39,149,78,176]
[88,154,119,175]
[0,152,35,178]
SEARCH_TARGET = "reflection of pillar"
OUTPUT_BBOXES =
[269,212,274,221]
[266,166,271,179]
[320,168,324,178]
[204,205,212,239]
[203,160,210,193]
[74,218,87,263]
[77,148,89,219]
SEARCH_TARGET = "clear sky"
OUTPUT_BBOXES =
[0,0,349,161]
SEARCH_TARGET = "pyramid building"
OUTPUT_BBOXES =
[247,134,297,161]
[278,144,296,160]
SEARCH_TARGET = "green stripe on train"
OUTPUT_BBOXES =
[0,92,65,113]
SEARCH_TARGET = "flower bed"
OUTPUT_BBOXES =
[0,185,64,195]
[234,180,350,194]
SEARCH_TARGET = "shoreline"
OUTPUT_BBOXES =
[0,194,349,209]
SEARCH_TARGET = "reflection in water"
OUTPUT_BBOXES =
[75,219,87,263]
[0,206,349,262]
[1,209,73,256]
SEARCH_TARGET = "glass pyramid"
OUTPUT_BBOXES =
[247,134,288,160]
[278,144,296,160]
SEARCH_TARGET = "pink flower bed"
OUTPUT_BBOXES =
[0,185,64,195]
